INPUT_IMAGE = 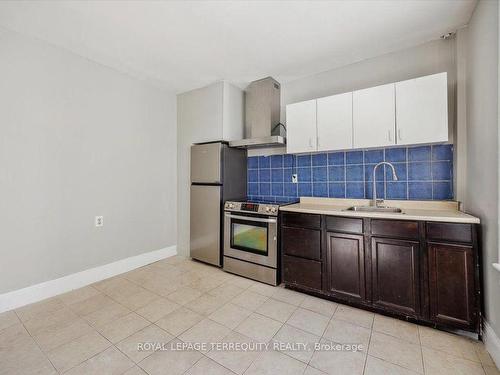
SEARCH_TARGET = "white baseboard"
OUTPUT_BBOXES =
[0,245,177,313]
[484,320,500,369]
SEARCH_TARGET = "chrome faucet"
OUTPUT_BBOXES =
[372,162,398,207]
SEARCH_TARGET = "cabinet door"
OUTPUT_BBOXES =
[283,255,322,292]
[178,81,225,143]
[371,238,420,316]
[326,232,366,302]
[353,83,396,148]
[428,243,476,330]
[317,92,353,151]
[395,72,448,145]
[286,100,317,154]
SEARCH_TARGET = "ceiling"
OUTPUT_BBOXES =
[0,0,476,93]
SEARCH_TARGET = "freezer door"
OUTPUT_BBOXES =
[191,143,222,184]
[190,184,221,266]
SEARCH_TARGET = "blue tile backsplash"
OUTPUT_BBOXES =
[247,145,454,202]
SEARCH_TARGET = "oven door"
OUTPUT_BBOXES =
[224,212,277,268]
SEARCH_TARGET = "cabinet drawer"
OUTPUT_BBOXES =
[326,216,363,234]
[282,212,321,229]
[283,256,322,291]
[282,227,321,260]
[426,222,473,243]
[371,219,419,239]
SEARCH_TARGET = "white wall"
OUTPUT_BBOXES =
[0,28,177,294]
[249,39,459,192]
[463,0,500,344]
[281,39,456,120]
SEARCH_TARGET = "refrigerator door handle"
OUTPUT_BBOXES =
[191,182,222,186]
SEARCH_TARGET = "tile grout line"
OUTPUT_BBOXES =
[6,258,486,375]
[249,145,452,201]
[315,301,339,371]
[418,325,426,374]
[22,299,129,375]
[262,295,303,369]
[44,262,210,373]
[383,149,387,199]
[218,292,293,374]
[361,315,374,375]
[137,267,255,373]
[344,152,347,198]
[406,147,410,199]
[63,281,163,373]
[13,309,60,374]
[431,145,434,200]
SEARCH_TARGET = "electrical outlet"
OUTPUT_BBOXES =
[95,216,104,227]
[291,174,298,183]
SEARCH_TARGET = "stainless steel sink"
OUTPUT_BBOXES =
[345,206,403,213]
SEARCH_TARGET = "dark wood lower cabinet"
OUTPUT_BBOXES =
[281,212,481,334]
[326,232,365,302]
[282,226,321,260]
[371,237,420,316]
[283,255,322,291]
[428,242,477,330]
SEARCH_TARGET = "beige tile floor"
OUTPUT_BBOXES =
[1,256,499,375]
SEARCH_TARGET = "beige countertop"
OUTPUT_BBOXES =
[279,197,480,224]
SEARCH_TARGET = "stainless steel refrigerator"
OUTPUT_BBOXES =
[190,142,247,266]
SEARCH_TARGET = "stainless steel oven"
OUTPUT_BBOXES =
[224,212,277,266]
[223,201,280,285]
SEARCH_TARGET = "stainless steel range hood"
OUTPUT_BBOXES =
[229,77,285,148]
[229,135,285,148]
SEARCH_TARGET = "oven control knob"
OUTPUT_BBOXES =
[270,207,277,213]
[265,206,271,212]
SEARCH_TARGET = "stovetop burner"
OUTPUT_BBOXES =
[224,198,298,216]
[247,198,299,205]
[229,197,299,205]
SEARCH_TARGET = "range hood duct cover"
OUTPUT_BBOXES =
[229,77,285,148]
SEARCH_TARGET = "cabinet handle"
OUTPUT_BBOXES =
[398,129,402,141]
[388,130,392,142]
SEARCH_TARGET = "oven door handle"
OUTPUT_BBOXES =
[225,213,277,224]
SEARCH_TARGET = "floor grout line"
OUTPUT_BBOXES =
[13,309,60,374]
[2,257,493,375]
[362,317,374,375]
[418,324,426,374]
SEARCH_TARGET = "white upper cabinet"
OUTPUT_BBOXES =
[177,81,244,144]
[284,72,448,153]
[286,99,317,154]
[353,83,396,149]
[395,72,448,145]
[317,92,353,151]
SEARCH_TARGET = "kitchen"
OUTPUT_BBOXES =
[0,1,499,375]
